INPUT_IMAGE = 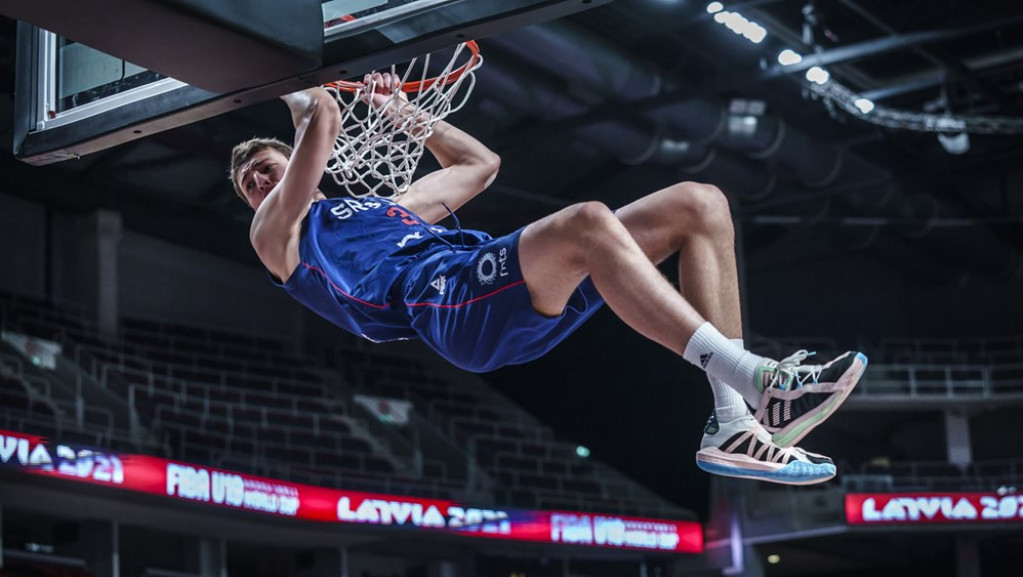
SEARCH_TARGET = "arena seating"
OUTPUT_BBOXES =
[8,288,1021,520]
[0,290,689,516]
[0,334,128,451]
[878,336,1023,364]
[337,345,693,517]
[76,318,425,491]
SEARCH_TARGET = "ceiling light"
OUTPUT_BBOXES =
[777,49,802,65]
[728,115,759,136]
[729,98,766,115]
[854,98,875,114]
[706,1,724,13]
[721,12,745,31]
[767,554,781,564]
[712,10,768,44]
[576,445,590,458]
[805,66,830,85]
[744,23,767,43]
[938,132,970,155]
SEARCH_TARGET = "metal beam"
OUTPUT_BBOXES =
[837,0,947,69]
[758,20,1023,78]
[861,45,1023,101]
[497,11,1023,146]
[701,10,1023,99]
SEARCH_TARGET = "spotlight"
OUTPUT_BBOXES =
[853,98,875,114]
[726,99,764,138]
[937,132,970,155]
[767,554,781,564]
[805,66,830,85]
[576,445,590,458]
[706,1,724,13]
[777,49,803,65]
[710,8,768,44]
[744,23,767,43]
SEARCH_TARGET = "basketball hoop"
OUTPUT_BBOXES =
[323,40,482,198]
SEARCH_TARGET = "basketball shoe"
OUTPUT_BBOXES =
[753,349,868,448]
[695,412,836,485]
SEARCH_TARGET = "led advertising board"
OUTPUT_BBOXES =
[846,492,1023,525]
[0,428,702,553]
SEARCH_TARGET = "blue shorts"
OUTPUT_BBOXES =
[394,229,604,372]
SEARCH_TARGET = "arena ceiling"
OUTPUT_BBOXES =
[1,0,1022,288]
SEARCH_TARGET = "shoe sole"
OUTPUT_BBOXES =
[762,352,869,448]
[695,448,836,485]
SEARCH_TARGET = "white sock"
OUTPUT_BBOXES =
[683,322,764,407]
[708,338,751,422]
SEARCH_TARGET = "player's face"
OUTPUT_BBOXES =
[236,148,289,210]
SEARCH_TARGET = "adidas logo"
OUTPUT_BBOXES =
[430,275,446,295]
[699,352,714,368]
[703,413,719,435]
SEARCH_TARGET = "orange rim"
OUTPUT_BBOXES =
[325,40,480,93]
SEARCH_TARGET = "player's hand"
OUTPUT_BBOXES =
[361,72,409,111]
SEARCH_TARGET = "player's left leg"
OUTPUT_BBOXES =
[614,182,742,339]
[614,182,866,482]
[614,182,749,420]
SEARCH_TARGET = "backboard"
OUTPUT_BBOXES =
[11,0,610,165]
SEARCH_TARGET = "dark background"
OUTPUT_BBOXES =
[3,0,1023,523]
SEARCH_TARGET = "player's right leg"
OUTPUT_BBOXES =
[609,182,865,483]
[517,199,859,484]
[517,200,708,350]
[612,182,866,442]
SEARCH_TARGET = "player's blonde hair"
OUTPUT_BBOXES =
[229,137,293,204]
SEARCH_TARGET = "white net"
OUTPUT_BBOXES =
[324,41,483,198]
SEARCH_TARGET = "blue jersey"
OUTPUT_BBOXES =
[275,196,604,372]
[273,196,490,342]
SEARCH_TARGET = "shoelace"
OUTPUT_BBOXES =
[765,349,823,391]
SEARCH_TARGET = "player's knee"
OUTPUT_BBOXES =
[570,201,621,237]
[670,182,733,235]
[557,201,623,256]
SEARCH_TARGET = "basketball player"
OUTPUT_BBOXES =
[230,76,867,485]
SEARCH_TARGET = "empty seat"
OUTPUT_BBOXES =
[495,453,538,473]
[0,379,30,409]
[255,427,288,444]
[562,479,602,495]
[317,452,363,471]
[363,456,395,474]
[340,436,372,454]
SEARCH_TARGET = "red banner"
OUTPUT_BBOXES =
[846,492,1023,525]
[0,428,701,553]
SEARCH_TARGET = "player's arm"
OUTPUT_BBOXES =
[249,88,341,277]
[401,119,501,224]
[362,73,500,225]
